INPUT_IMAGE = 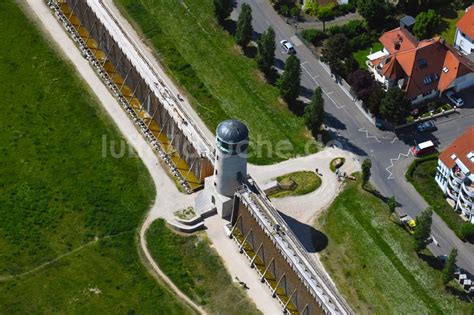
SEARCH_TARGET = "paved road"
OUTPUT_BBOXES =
[237,0,474,273]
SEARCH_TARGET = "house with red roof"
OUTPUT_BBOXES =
[454,5,474,59]
[435,126,474,223]
[367,21,474,105]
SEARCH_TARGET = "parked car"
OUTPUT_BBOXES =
[446,91,464,107]
[280,40,295,54]
[410,140,436,157]
[417,120,436,132]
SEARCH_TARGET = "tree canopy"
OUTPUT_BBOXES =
[256,27,276,75]
[362,158,372,186]
[321,33,351,76]
[413,207,433,252]
[380,87,411,124]
[442,248,457,285]
[356,0,390,28]
[304,87,325,135]
[317,5,334,31]
[213,0,234,25]
[235,3,253,48]
[413,9,441,39]
[278,54,301,105]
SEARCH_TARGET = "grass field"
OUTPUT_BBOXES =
[353,42,382,69]
[147,220,261,315]
[317,175,472,314]
[115,0,314,164]
[406,156,465,238]
[271,171,321,198]
[0,1,189,312]
[440,10,464,45]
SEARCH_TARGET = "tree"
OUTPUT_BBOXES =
[413,207,433,252]
[278,54,301,104]
[321,34,351,76]
[304,87,325,135]
[387,196,397,214]
[317,5,334,32]
[413,10,442,39]
[380,87,411,124]
[442,248,457,285]
[235,3,253,48]
[348,70,376,101]
[356,0,389,28]
[213,0,234,25]
[361,158,372,186]
[364,84,384,117]
[256,27,276,75]
[460,223,474,241]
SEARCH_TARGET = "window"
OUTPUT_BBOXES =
[443,67,449,73]
[417,58,427,68]
[423,75,432,85]
[211,196,215,204]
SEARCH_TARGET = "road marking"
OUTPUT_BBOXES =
[301,61,345,109]
[358,128,381,143]
[385,149,412,180]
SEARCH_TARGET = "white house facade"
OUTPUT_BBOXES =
[435,127,474,223]
[454,5,474,58]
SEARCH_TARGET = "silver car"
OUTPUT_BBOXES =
[446,91,464,107]
[280,40,296,54]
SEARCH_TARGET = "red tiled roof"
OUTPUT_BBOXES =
[376,31,474,99]
[379,27,418,54]
[439,126,474,172]
[456,5,474,39]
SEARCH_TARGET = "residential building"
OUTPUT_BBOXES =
[367,24,474,105]
[454,5,474,59]
[435,126,474,223]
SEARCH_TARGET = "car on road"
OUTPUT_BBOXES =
[410,140,436,156]
[417,120,436,132]
[446,91,464,107]
[280,40,295,54]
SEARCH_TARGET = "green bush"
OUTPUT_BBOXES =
[460,223,474,241]
[327,20,367,38]
[301,29,327,45]
[333,3,356,16]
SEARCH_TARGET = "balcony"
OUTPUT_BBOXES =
[448,177,461,192]
[460,188,474,205]
[447,187,459,200]
[462,182,474,198]
[458,201,473,216]
[450,168,465,184]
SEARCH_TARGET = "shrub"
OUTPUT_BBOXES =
[460,223,474,241]
[327,20,367,38]
[301,29,327,45]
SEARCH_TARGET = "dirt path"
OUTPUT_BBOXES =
[22,1,204,313]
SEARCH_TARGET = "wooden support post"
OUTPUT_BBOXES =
[238,229,253,253]
[283,288,298,311]
[84,18,98,46]
[147,105,159,128]
[250,243,263,268]
[301,304,309,315]
[260,257,275,283]
[68,0,79,20]
[272,273,286,298]
[119,65,132,92]
[229,215,242,238]
[101,40,115,67]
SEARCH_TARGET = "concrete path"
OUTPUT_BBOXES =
[249,147,359,225]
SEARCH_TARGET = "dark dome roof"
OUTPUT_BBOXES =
[216,119,249,143]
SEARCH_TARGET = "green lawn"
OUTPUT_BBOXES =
[440,10,465,45]
[353,42,382,69]
[147,219,261,315]
[317,175,472,314]
[115,0,314,164]
[0,1,190,312]
[406,156,465,238]
[270,171,321,198]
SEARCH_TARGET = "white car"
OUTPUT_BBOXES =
[446,91,464,107]
[280,40,295,54]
